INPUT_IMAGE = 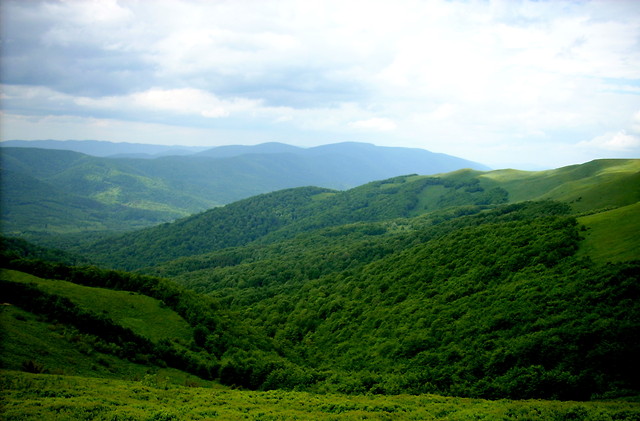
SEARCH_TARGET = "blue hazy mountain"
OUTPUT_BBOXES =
[1,139,208,158]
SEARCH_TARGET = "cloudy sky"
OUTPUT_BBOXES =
[1,0,639,169]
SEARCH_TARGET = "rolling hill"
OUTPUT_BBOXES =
[0,157,638,410]
[0,141,488,239]
[74,159,639,270]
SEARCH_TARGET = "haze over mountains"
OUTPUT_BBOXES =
[1,140,209,158]
[0,140,488,238]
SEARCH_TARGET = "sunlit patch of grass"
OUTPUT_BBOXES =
[479,159,640,210]
[2,371,639,420]
[0,269,193,343]
[578,202,640,263]
[0,305,208,387]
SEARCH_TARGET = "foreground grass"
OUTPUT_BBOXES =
[1,371,639,420]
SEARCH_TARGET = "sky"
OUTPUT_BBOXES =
[1,0,640,169]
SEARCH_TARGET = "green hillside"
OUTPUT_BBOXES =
[71,173,513,269]
[479,159,640,211]
[0,303,207,387]
[1,158,638,417]
[75,159,639,270]
[1,269,193,343]
[577,202,640,263]
[0,267,216,382]
[0,169,177,236]
[2,201,639,401]
[0,142,489,239]
[153,202,638,399]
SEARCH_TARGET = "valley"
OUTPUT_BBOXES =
[1,151,639,419]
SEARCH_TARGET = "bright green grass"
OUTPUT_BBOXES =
[577,202,640,263]
[413,184,448,214]
[480,159,640,210]
[0,306,207,387]
[0,269,192,343]
[1,371,639,420]
[93,186,123,204]
[538,171,640,213]
[311,191,338,201]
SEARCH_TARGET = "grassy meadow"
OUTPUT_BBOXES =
[0,269,193,343]
[577,202,640,263]
[2,370,640,420]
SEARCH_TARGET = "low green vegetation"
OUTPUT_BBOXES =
[2,370,640,420]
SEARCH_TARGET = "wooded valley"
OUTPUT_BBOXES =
[1,155,639,419]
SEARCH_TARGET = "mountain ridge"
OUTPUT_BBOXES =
[69,159,639,270]
[1,155,638,403]
[1,141,490,238]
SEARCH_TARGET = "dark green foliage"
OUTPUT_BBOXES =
[145,201,639,399]
[21,360,46,374]
[2,158,639,402]
[0,236,88,265]
[77,175,512,270]
[80,186,332,269]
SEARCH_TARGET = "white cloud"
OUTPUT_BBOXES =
[72,87,262,119]
[2,0,640,168]
[349,118,397,132]
[578,131,640,152]
[428,104,456,121]
[632,110,640,134]
[129,88,260,118]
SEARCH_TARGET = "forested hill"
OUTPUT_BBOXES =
[1,157,638,401]
[76,159,640,270]
[0,142,487,238]
[2,194,638,400]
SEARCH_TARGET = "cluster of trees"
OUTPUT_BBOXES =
[156,201,639,399]
[74,174,511,270]
[2,197,638,400]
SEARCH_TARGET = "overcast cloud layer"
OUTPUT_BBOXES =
[1,0,639,169]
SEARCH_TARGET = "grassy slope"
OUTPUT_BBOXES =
[0,268,219,390]
[0,269,192,343]
[577,202,640,263]
[0,305,204,386]
[78,159,639,271]
[479,159,640,264]
[480,159,640,212]
[2,370,639,421]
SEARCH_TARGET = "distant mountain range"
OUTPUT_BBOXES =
[0,140,488,237]
[1,139,209,158]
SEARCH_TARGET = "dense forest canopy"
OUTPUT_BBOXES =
[1,158,639,404]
